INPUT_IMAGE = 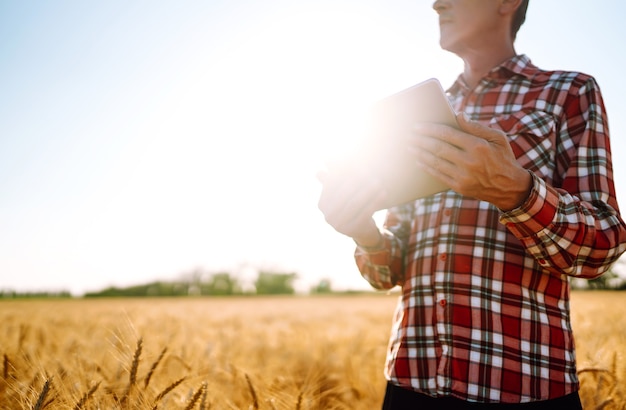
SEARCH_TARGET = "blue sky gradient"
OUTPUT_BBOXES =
[1,1,625,294]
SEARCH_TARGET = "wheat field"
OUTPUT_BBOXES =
[0,292,624,409]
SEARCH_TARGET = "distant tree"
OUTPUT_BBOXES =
[201,272,241,295]
[84,286,125,297]
[254,272,298,295]
[145,281,188,296]
[85,281,189,297]
[310,278,333,294]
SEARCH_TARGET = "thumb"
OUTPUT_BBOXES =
[455,111,477,133]
[455,112,502,142]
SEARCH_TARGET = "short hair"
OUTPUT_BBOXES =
[511,0,529,39]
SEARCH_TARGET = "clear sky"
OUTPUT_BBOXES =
[2,1,626,295]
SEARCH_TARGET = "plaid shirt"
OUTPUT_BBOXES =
[355,55,626,403]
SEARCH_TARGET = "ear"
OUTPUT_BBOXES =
[499,0,523,16]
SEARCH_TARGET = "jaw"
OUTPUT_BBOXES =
[438,23,464,55]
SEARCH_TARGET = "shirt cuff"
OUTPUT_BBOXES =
[354,231,392,265]
[353,232,385,252]
[499,172,559,237]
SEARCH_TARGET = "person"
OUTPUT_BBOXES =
[317,0,626,408]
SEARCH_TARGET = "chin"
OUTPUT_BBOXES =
[438,30,455,52]
[439,39,457,54]
[438,32,464,55]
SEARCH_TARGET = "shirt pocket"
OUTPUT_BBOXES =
[488,110,557,183]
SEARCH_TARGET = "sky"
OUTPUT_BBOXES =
[2,1,626,296]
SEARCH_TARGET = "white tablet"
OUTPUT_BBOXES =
[363,78,459,209]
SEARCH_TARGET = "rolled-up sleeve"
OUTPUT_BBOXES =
[354,203,414,289]
[500,78,626,278]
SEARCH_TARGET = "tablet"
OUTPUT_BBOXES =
[359,78,459,209]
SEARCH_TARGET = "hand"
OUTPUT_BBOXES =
[317,168,386,246]
[409,112,532,211]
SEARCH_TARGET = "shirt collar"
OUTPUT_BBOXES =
[498,54,537,79]
[447,54,538,95]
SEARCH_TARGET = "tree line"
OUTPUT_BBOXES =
[0,270,335,299]
[84,270,305,297]
[2,263,625,299]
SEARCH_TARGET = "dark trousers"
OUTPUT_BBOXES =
[382,382,583,410]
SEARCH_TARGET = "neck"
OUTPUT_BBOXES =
[460,43,516,89]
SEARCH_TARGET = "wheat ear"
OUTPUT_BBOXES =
[121,337,143,406]
[73,381,101,410]
[184,382,207,410]
[199,380,209,410]
[3,354,10,379]
[153,376,186,404]
[144,347,167,388]
[245,373,259,410]
[33,378,52,410]
[296,390,303,410]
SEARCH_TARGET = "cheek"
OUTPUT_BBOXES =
[455,6,499,36]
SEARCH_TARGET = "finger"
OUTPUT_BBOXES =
[414,148,456,184]
[456,113,487,139]
[412,122,468,153]
[455,112,505,143]
[409,126,460,168]
[408,125,440,155]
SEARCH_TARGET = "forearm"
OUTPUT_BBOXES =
[501,173,626,278]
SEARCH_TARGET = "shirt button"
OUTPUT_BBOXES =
[439,253,447,261]
[444,209,452,217]
[439,299,447,307]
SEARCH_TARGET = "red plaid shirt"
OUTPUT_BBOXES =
[356,55,626,403]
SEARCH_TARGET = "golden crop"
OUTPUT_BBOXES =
[0,292,623,409]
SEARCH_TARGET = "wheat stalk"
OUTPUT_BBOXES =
[73,381,101,410]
